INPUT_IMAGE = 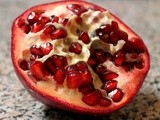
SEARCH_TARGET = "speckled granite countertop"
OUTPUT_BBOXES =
[0,0,160,119]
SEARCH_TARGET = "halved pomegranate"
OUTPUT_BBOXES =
[11,0,150,115]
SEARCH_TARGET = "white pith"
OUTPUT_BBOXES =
[14,4,149,110]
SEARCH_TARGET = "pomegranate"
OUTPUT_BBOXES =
[11,0,150,115]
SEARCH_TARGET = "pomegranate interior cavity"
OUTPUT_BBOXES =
[11,0,150,115]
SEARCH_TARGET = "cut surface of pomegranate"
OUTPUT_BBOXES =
[11,0,150,115]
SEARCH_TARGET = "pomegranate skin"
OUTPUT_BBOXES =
[11,0,150,115]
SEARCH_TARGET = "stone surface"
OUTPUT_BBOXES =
[0,0,160,119]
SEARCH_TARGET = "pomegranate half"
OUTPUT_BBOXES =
[11,0,150,115]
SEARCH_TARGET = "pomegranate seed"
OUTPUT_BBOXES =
[108,88,124,102]
[27,11,41,25]
[31,21,44,33]
[78,32,91,44]
[75,17,82,24]
[39,16,51,24]
[51,16,59,23]
[67,4,87,16]
[61,18,68,26]
[51,55,67,67]
[110,31,119,45]
[54,68,66,84]
[19,22,31,34]
[30,45,43,56]
[102,71,118,81]
[87,57,97,67]
[101,80,118,93]
[99,33,110,43]
[96,65,107,75]
[44,58,56,75]
[95,49,106,63]
[66,65,78,74]
[66,71,81,89]
[117,30,128,41]
[79,70,93,86]
[40,42,53,55]
[43,25,56,35]
[100,24,112,34]
[82,90,102,106]
[99,97,111,107]
[19,59,29,70]
[51,29,67,40]
[76,61,88,71]
[30,54,42,61]
[114,52,125,66]
[78,84,95,95]
[69,42,82,54]
[111,21,119,31]
[30,61,48,80]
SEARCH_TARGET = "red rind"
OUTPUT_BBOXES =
[11,0,150,115]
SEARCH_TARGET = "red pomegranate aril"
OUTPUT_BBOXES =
[118,30,128,41]
[82,90,102,106]
[101,24,112,34]
[78,32,91,44]
[39,16,51,24]
[61,18,68,26]
[99,33,110,43]
[96,65,107,74]
[19,22,31,34]
[51,16,59,23]
[108,88,124,102]
[27,11,41,25]
[99,97,111,107]
[54,68,66,84]
[80,70,93,86]
[67,4,87,16]
[19,59,29,70]
[31,21,44,33]
[110,31,119,45]
[30,61,48,80]
[76,61,88,71]
[66,65,78,74]
[114,52,125,66]
[51,29,67,40]
[44,58,57,75]
[78,84,95,95]
[66,71,81,89]
[111,21,119,31]
[43,25,56,35]
[95,49,107,63]
[30,54,41,61]
[69,42,82,54]
[103,71,118,81]
[87,57,97,67]
[30,45,43,56]
[75,17,82,24]
[40,42,53,55]
[101,80,118,93]
[51,55,67,67]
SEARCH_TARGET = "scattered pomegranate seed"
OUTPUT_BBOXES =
[114,51,125,66]
[31,21,44,33]
[110,31,119,45]
[95,49,107,63]
[44,58,57,75]
[30,61,48,80]
[76,61,88,71]
[99,97,111,107]
[39,16,51,24]
[51,29,67,40]
[61,18,69,26]
[27,11,41,25]
[100,24,112,34]
[99,33,110,43]
[51,55,67,67]
[79,70,93,86]
[51,16,59,23]
[87,57,97,67]
[67,4,87,16]
[117,30,128,41]
[96,65,107,75]
[78,32,91,44]
[102,71,118,81]
[78,84,95,95]
[101,80,118,93]
[40,42,53,55]
[19,59,29,70]
[111,21,119,31]
[30,54,42,61]
[43,25,56,35]
[75,17,82,24]
[69,42,82,54]
[108,88,124,102]
[54,68,66,84]
[30,45,43,56]
[82,90,102,106]
[19,22,31,34]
